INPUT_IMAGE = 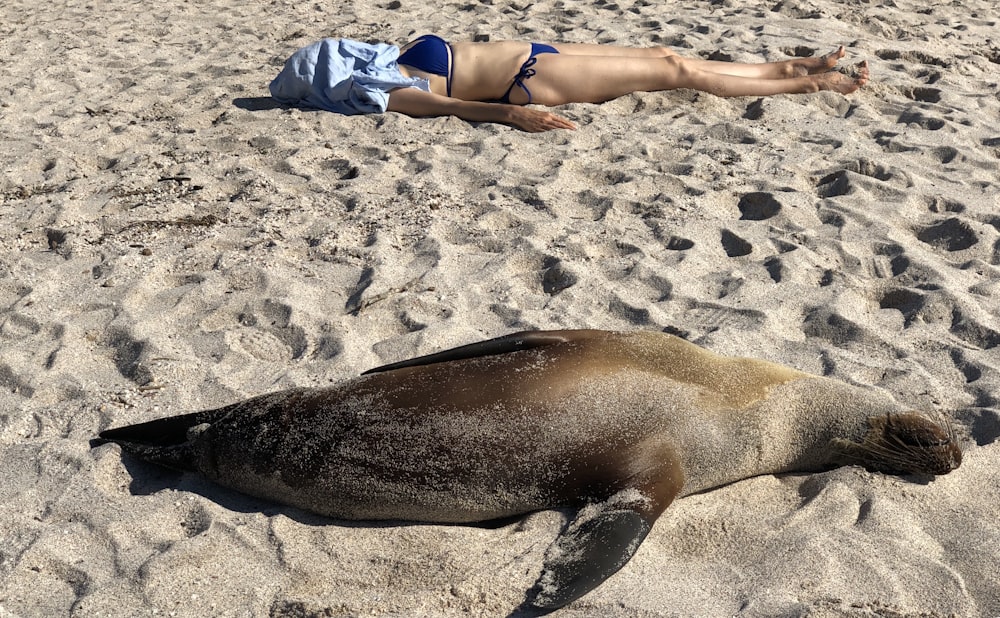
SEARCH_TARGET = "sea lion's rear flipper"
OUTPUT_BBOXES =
[363,329,605,375]
[95,388,317,473]
[95,407,230,471]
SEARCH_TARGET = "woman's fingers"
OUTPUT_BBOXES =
[545,112,577,131]
[514,108,577,132]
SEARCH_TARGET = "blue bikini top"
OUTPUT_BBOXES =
[398,34,453,96]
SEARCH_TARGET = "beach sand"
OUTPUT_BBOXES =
[1,0,998,615]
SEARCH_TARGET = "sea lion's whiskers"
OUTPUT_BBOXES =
[833,411,962,475]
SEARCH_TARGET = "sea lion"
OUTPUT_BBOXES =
[96,329,961,612]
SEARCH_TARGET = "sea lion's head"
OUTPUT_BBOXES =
[833,413,962,476]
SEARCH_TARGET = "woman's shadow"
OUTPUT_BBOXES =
[232,97,287,112]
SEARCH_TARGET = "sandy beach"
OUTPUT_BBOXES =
[2,0,998,615]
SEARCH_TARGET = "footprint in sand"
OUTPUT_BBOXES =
[737,192,782,221]
[540,257,578,296]
[915,217,979,252]
[101,327,152,385]
[878,287,950,327]
[232,299,308,361]
[609,296,651,325]
[897,110,946,131]
[875,49,950,68]
[721,229,752,257]
[685,301,766,332]
[949,348,985,384]
[900,86,942,103]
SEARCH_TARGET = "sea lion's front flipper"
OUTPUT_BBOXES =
[528,497,655,611]
[363,329,605,375]
[527,439,684,612]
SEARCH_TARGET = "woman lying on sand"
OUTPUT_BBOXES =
[270,36,869,132]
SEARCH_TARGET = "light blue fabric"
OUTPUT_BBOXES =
[269,38,430,115]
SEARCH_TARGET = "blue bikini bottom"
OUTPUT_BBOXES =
[498,43,559,104]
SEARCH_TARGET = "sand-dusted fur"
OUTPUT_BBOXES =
[98,329,961,611]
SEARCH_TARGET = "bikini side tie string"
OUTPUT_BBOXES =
[512,57,539,103]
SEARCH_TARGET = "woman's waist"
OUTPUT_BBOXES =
[448,42,536,100]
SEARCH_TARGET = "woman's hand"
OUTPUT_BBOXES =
[506,106,577,132]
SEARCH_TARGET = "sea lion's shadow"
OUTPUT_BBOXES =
[111,452,552,616]
[112,450,541,531]
[95,445,568,615]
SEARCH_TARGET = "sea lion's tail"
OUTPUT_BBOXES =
[94,408,227,471]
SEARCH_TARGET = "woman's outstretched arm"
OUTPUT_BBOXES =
[386,88,576,132]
